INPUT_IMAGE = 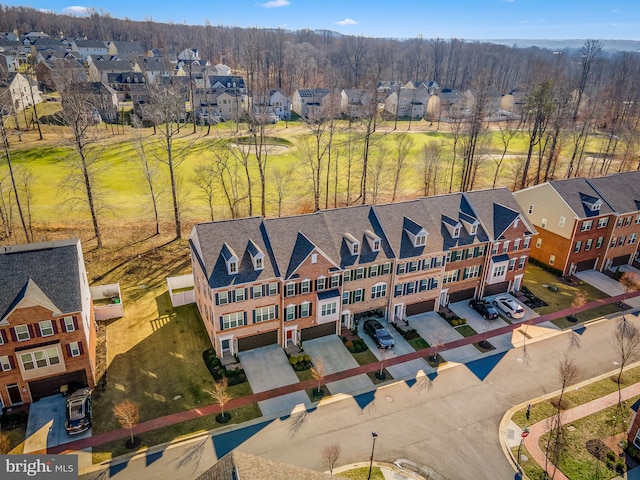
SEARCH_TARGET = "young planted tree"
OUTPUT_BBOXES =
[270,166,296,217]
[191,162,218,222]
[321,443,341,477]
[619,271,640,303]
[112,400,140,448]
[612,316,640,406]
[209,377,231,423]
[311,357,325,397]
[390,133,413,202]
[418,142,444,196]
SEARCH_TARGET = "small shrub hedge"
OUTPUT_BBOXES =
[451,318,467,327]
[289,354,311,371]
[347,339,367,353]
[202,348,247,384]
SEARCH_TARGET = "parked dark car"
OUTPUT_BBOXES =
[65,388,92,435]
[469,299,500,320]
[363,319,394,349]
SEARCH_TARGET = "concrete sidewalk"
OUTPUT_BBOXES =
[48,290,640,457]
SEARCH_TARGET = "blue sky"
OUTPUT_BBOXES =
[5,0,640,40]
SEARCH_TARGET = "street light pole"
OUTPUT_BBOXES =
[367,432,378,480]
[517,427,529,469]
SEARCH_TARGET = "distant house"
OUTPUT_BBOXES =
[9,73,41,112]
[340,88,375,119]
[71,39,108,61]
[35,58,87,92]
[251,88,291,120]
[88,60,135,83]
[106,72,146,101]
[138,57,172,83]
[291,88,335,120]
[107,41,145,57]
[384,85,430,119]
[0,239,96,407]
[178,48,199,61]
[87,82,119,122]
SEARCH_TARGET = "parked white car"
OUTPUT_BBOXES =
[493,297,525,319]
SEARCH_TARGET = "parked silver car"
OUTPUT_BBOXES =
[493,297,525,319]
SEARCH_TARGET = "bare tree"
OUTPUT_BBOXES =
[208,377,231,422]
[418,142,443,196]
[390,133,413,202]
[520,79,554,189]
[311,357,325,396]
[210,141,247,219]
[612,316,640,405]
[321,443,341,477]
[191,162,218,222]
[619,271,640,302]
[130,117,163,235]
[270,166,295,217]
[112,400,140,446]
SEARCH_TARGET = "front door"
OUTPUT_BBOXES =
[6,384,22,405]
[513,274,524,292]
[393,304,404,322]
[286,328,295,346]
[221,338,232,356]
[439,289,449,308]
[341,311,351,329]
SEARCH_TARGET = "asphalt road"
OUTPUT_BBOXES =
[81,312,640,480]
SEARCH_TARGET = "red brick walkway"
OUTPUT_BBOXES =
[48,290,640,455]
[523,383,640,480]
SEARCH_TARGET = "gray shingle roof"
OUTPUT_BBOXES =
[587,170,640,215]
[0,239,83,322]
[464,188,536,239]
[548,177,614,219]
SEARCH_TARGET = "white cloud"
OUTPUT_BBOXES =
[336,18,358,26]
[63,5,90,16]
[260,0,290,7]
[502,0,515,3]
[38,8,54,13]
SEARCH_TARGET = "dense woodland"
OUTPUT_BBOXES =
[1,5,640,248]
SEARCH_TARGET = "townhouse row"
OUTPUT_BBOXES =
[189,188,537,358]
[513,170,640,276]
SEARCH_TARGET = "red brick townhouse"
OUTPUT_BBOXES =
[189,189,535,358]
[514,171,640,276]
[0,239,96,407]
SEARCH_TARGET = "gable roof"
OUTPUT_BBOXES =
[0,239,84,322]
[549,177,614,219]
[464,188,535,240]
[587,170,640,215]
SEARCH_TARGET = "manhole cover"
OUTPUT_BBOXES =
[516,357,524,363]
[386,396,394,402]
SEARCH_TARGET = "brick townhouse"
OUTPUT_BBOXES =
[514,171,640,276]
[0,239,96,407]
[190,189,535,358]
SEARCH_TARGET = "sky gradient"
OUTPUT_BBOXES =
[4,0,640,40]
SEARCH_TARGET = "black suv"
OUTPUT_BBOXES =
[469,299,500,320]
[363,319,395,349]
[65,388,92,435]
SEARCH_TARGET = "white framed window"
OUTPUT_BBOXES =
[218,291,229,305]
[619,236,626,247]
[508,258,516,271]
[514,239,521,250]
[502,241,510,253]
[452,227,461,238]
[371,283,387,299]
[352,242,360,255]
[549,255,555,265]
[416,234,427,246]
[317,277,327,290]
[630,233,637,244]
[470,224,478,235]
[342,291,350,305]
[523,237,531,249]
[635,215,640,225]
[617,217,624,228]
[229,261,238,274]
[354,267,365,280]
[14,325,29,341]
[463,265,481,279]
[611,237,618,248]
[235,288,246,302]
[397,263,406,275]
[536,238,542,248]
[369,265,379,277]
[255,257,264,270]
[311,253,318,264]
[300,302,311,318]
[321,302,337,316]
[492,243,499,255]
[268,283,278,295]
[597,217,609,228]
[252,285,263,298]
[20,353,35,371]
[254,305,276,322]
[285,305,296,321]
[559,216,565,227]
[596,236,604,248]
[541,218,548,228]
[39,320,54,337]
[585,239,593,251]
[69,342,81,357]
[64,316,75,332]
[528,205,534,214]
[518,256,527,269]
[0,355,11,371]
[343,270,352,282]
[285,283,295,297]
[353,289,365,302]
[300,280,311,294]
[574,241,582,253]
[492,265,506,278]
[443,270,459,284]
[330,274,341,288]
[222,312,244,329]
[372,239,380,251]
[581,220,593,231]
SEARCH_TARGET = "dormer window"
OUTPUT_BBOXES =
[470,224,478,235]
[344,233,360,256]
[452,227,461,239]
[364,230,381,252]
[255,257,263,270]
[229,260,238,274]
[221,243,239,275]
[247,240,264,271]
[416,234,426,246]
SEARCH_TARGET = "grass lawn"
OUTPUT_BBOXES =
[6,427,26,454]
[454,324,478,338]
[337,466,384,479]
[523,264,608,316]
[407,337,430,350]
[91,403,262,464]
[510,444,546,480]
[540,398,638,480]
[351,349,379,366]
[295,369,314,382]
[552,304,623,329]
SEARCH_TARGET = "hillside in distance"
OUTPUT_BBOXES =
[485,39,640,52]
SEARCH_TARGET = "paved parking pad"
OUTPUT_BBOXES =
[576,269,626,297]
[302,336,373,395]
[239,344,310,415]
[449,300,514,351]
[358,321,432,379]
[408,312,479,363]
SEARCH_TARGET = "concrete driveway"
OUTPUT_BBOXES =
[448,300,514,351]
[483,293,539,324]
[25,394,92,467]
[302,335,373,395]
[576,269,626,296]
[357,319,432,379]
[408,312,479,363]
[239,345,310,416]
